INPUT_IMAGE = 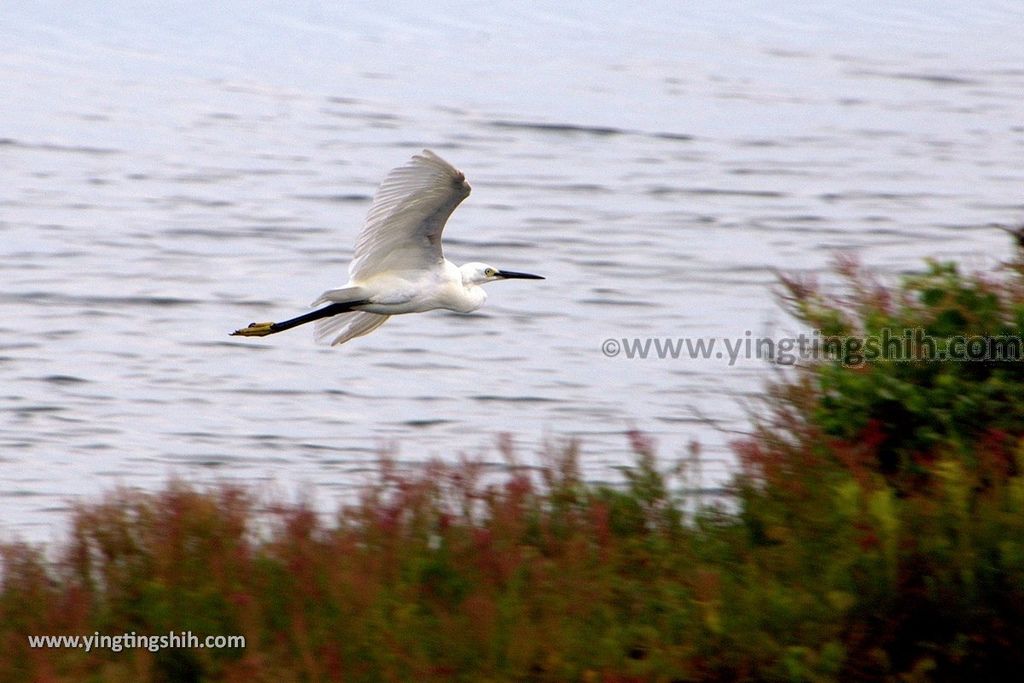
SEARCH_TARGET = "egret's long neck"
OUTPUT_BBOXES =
[456,274,487,311]
[457,262,479,285]
[446,262,486,313]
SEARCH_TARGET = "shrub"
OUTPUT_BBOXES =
[4,241,1024,681]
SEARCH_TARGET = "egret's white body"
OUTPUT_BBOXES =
[232,150,543,345]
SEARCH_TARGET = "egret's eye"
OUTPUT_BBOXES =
[484,268,497,277]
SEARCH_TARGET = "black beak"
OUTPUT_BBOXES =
[497,269,545,280]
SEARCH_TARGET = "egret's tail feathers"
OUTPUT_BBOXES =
[311,285,367,308]
[309,285,386,345]
[314,311,391,346]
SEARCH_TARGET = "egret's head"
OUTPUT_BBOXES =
[460,262,545,286]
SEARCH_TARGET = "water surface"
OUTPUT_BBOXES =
[2,1,1022,540]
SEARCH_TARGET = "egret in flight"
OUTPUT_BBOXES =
[231,150,543,346]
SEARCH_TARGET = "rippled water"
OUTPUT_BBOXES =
[2,1,1022,540]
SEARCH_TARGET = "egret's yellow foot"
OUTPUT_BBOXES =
[231,322,276,337]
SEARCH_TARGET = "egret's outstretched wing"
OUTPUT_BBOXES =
[348,150,471,280]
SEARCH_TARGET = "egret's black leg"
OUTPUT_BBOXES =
[231,300,370,337]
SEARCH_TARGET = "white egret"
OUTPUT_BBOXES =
[231,150,543,346]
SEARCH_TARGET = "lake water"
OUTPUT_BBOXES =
[2,1,1022,541]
